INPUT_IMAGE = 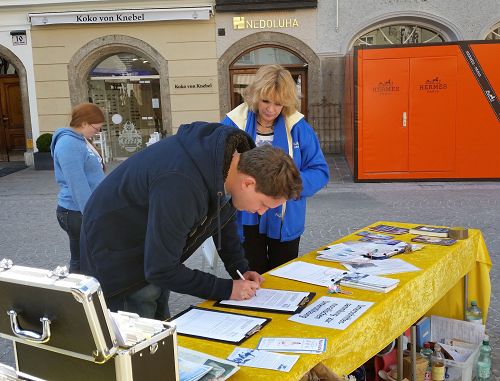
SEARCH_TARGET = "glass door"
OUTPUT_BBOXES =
[229,46,308,117]
[88,53,162,160]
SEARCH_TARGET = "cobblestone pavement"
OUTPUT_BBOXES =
[0,156,498,378]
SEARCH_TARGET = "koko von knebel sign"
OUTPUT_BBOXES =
[29,7,212,26]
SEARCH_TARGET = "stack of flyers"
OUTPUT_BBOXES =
[316,242,370,263]
[359,237,404,245]
[356,230,395,240]
[411,236,457,246]
[369,224,409,235]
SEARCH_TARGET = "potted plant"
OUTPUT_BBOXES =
[33,133,54,170]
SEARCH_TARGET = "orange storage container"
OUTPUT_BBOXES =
[344,41,500,181]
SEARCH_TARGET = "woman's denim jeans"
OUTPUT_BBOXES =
[56,206,82,273]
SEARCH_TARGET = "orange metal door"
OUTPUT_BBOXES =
[361,58,409,173]
[409,56,456,172]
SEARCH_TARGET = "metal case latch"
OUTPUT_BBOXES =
[48,266,69,279]
[0,258,13,272]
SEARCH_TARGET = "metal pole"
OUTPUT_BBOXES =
[411,325,417,381]
[398,333,404,381]
[464,273,469,320]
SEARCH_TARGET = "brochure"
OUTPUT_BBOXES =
[409,225,449,237]
[356,230,395,240]
[178,346,240,381]
[340,272,399,293]
[411,235,456,246]
[369,224,409,235]
[227,348,299,372]
[256,337,327,354]
[344,258,421,275]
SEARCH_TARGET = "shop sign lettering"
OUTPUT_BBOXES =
[233,16,299,30]
[75,13,145,23]
[171,78,216,94]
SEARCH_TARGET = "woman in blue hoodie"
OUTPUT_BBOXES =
[222,65,329,273]
[51,103,105,273]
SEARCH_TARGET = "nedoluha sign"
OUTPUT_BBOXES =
[344,41,500,181]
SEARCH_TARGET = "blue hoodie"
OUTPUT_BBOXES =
[222,104,329,241]
[80,122,252,301]
[51,128,105,212]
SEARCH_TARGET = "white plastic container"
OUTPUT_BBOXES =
[429,316,484,381]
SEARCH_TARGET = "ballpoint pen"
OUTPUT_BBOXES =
[236,269,246,281]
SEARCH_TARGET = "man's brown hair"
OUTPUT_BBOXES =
[238,145,302,200]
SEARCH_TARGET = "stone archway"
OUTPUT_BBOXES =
[0,45,33,159]
[218,31,320,118]
[68,35,172,135]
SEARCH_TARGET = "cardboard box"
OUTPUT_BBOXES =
[403,354,428,380]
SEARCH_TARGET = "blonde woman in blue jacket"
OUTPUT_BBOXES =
[222,64,329,273]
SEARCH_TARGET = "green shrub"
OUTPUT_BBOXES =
[36,133,53,153]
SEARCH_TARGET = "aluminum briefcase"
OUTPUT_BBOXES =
[14,323,179,381]
[0,260,179,380]
[0,261,117,363]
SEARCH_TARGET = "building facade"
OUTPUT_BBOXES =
[0,0,499,163]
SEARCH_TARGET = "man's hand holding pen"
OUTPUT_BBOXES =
[230,270,265,300]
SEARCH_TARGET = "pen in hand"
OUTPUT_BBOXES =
[237,269,257,297]
[236,269,246,281]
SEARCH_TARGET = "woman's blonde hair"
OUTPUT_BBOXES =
[244,64,299,117]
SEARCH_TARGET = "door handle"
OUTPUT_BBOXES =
[402,112,407,128]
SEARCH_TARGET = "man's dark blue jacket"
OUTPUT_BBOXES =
[80,122,252,302]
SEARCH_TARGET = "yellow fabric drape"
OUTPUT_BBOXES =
[177,221,491,380]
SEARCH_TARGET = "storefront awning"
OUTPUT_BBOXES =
[29,6,213,26]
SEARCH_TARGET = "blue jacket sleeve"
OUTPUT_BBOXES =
[295,119,330,197]
[55,138,94,211]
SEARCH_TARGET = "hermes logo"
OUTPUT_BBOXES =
[373,79,400,94]
[419,77,448,93]
[233,17,245,29]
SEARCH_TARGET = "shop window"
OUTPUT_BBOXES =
[0,57,16,75]
[88,53,162,160]
[229,46,308,116]
[485,23,500,40]
[353,24,445,46]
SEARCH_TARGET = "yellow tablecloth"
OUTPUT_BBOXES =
[177,221,492,380]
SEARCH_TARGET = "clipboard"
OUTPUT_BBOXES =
[214,290,316,314]
[168,306,271,345]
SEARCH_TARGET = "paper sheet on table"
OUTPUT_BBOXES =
[257,337,327,353]
[218,288,311,312]
[288,296,373,330]
[344,258,421,275]
[172,308,267,343]
[269,261,348,286]
[227,348,299,372]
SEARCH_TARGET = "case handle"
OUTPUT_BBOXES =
[7,310,52,343]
